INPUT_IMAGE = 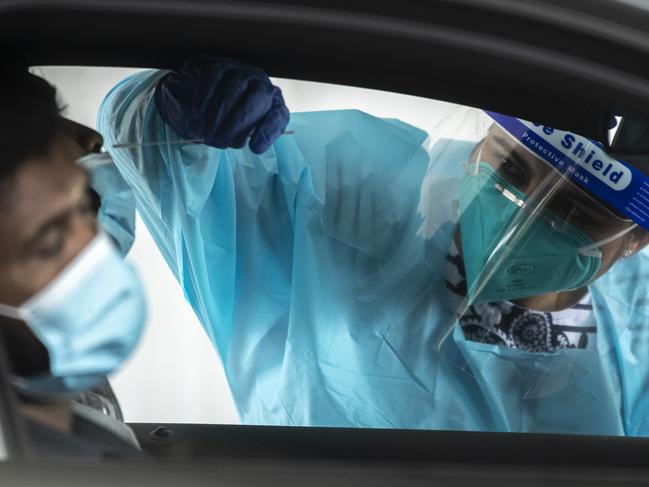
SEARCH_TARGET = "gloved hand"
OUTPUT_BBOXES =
[154,56,290,154]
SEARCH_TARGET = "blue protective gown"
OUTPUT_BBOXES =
[98,69,649,435]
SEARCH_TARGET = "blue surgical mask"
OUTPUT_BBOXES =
[76,152,136,257]
[0,232,146,398]
[458,162,635,304]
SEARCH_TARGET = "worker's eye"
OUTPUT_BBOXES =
[553,198,603,229]
[575,202,612,226]
[498,156,528,187]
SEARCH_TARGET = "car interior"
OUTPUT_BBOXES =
[2,0,649,485]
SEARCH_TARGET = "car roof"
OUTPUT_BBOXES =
[2,0,649,140]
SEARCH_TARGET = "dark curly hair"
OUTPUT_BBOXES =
[0,69,64,204]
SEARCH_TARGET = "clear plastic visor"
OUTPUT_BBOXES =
[476,124,636,241]
[427,113,648,406]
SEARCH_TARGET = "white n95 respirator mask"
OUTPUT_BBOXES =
[0,231,146,398]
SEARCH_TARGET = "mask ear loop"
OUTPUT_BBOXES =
[577,224,638,258]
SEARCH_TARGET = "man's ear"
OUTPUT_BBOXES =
[626,229,649,256]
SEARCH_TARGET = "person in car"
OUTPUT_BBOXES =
[0,69,145,458]
[93,55,649,436]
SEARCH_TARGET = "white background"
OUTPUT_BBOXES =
[36,66,453,424]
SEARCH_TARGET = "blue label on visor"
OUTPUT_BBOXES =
[486,111,649,231]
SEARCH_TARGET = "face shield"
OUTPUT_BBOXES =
[459,123,637,306]
[421,109,649,407]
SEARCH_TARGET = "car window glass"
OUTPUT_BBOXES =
[31,66,649,438]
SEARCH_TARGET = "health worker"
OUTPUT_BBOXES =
[95,56,649,435]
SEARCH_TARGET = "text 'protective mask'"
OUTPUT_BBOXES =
[459,162,636,304]
[0,232,146,398]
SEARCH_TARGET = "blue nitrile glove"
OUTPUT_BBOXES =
[154,56,290,154]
